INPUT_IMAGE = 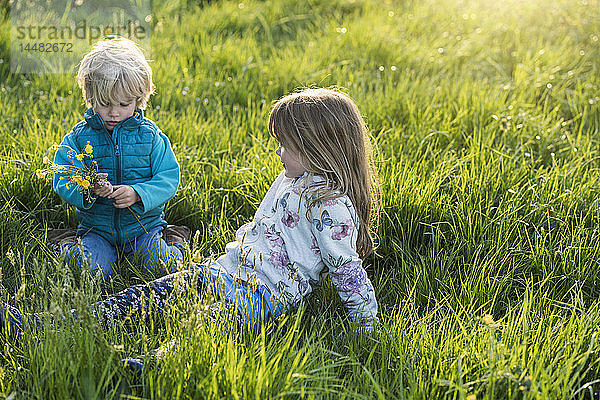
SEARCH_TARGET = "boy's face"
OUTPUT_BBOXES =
[94,99,137,132]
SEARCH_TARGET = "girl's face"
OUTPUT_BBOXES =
[275,144,307,178]
[94,99,136,132]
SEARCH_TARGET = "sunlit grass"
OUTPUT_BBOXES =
[1,0,600,397]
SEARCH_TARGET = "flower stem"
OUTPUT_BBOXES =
[127,206,148,234]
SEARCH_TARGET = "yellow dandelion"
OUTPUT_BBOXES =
[482,314,494,325]
[71,175,82,184]
[35,170,45,179]
[66,183,71,189]
[80,179,90,189]
[43,156,50,164]
[85,143,93,154]
[59,176,64,180]
[466,395,476,400]
[76,154,84,161]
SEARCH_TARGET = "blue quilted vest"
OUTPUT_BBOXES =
[53,108,180,246]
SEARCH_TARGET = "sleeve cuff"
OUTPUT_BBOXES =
[131,185,149,213]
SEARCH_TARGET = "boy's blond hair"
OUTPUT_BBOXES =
[77,37,154,110]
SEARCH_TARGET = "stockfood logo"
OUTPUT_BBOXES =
[10,0,152,73]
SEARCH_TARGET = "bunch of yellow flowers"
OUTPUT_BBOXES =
[36,142,108,202]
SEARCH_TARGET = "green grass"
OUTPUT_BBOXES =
[1,0,600,397]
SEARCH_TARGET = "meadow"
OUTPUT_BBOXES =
[1,0,600,398]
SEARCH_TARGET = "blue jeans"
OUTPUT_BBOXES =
[62,226,184,277]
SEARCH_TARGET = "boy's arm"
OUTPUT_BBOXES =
[53,133,96,210]
[131,131,180,213]
[309,198,379,332]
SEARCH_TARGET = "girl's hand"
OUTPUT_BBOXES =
[92,173,113,197]
[109,185,141,208]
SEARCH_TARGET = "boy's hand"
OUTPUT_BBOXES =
[92,173,113,197]
[109,185,141,208]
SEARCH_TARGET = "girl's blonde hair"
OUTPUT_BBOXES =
[268,88,380,258]
[77,37,154,110]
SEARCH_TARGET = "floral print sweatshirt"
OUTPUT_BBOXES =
[215,171,379,330]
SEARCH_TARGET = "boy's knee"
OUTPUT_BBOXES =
[62,243,84,267]
[140,250,180,274]
[93,263,113,278]
[62,243,114,277]
[137,237,183,273]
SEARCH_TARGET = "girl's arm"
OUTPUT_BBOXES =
[130,130,180,213]
[310,198,379,331]
[53,133,96,210]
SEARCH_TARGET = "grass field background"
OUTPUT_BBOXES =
[1,0,600,398]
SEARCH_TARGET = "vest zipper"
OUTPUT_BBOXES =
[113,129,122,244]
